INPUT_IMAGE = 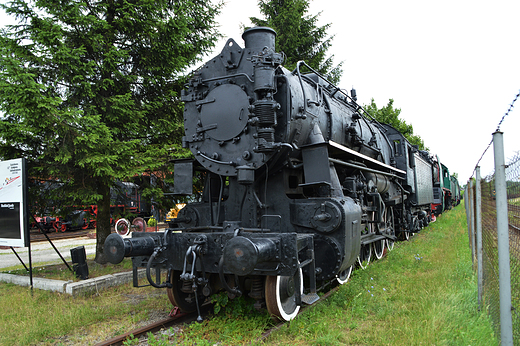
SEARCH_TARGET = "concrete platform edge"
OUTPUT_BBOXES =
[0,269,146,296]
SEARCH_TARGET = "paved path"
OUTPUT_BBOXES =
[0,237,97,269]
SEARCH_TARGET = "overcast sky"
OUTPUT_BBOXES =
[2,0,519,183]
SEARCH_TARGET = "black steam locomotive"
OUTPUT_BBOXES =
[104,27,457,321]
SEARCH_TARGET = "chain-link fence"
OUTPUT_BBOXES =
[466,139,518,345]
[507,155,520,343]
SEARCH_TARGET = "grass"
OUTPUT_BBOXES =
[0,202,498,345]
[0,281,168,345]
[509,197,520,206]
[259,203,497,346]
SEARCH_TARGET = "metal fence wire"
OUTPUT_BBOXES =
[504,154,520,343]
[467,152,519,345]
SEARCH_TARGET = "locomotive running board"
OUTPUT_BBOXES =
[328,141,406,176]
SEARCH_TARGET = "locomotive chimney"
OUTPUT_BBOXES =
[242,27,277,51]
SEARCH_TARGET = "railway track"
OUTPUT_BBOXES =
[93,305,212,346]
[93,273,349,346]
[95,232,398,344]
[29,229,92,243]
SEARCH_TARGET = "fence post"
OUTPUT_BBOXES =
[475,167,483,310]
[465,186,471,251]
[492,131,513,345]
[468,179,476,265]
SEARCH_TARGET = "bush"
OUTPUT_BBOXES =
[147,217,157,227]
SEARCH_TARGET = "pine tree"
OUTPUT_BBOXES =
[250,0,342,84]
[364,99,427,151]
[0,0,220,262]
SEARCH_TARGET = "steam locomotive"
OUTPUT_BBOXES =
[104,27,459,321]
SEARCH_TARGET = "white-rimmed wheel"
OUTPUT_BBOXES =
[336,265,353,285]
[385,207,395,251]
[372,210,385,260]
[265,267,303,321]
[115,218,130,236]
[358,217,373,269]
[373,238,385,260]
[403,229,410,241]
[357,243,372,269]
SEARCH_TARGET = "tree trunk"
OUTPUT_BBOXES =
[94,180,111,264]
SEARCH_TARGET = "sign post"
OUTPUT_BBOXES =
[0,158,32,288]
[0,158,29,247]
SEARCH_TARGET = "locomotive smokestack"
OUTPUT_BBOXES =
[242,27,277,51]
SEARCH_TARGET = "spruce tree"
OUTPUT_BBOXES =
[250,0,342,84]
[364,99,427,151]
[0,0,220,262]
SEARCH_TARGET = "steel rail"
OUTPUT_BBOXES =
[93,304,213,346]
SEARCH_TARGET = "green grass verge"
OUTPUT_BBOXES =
[0,282,168,345]
[262,202,497,345]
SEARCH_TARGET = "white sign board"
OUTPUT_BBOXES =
[0,158,28,247]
